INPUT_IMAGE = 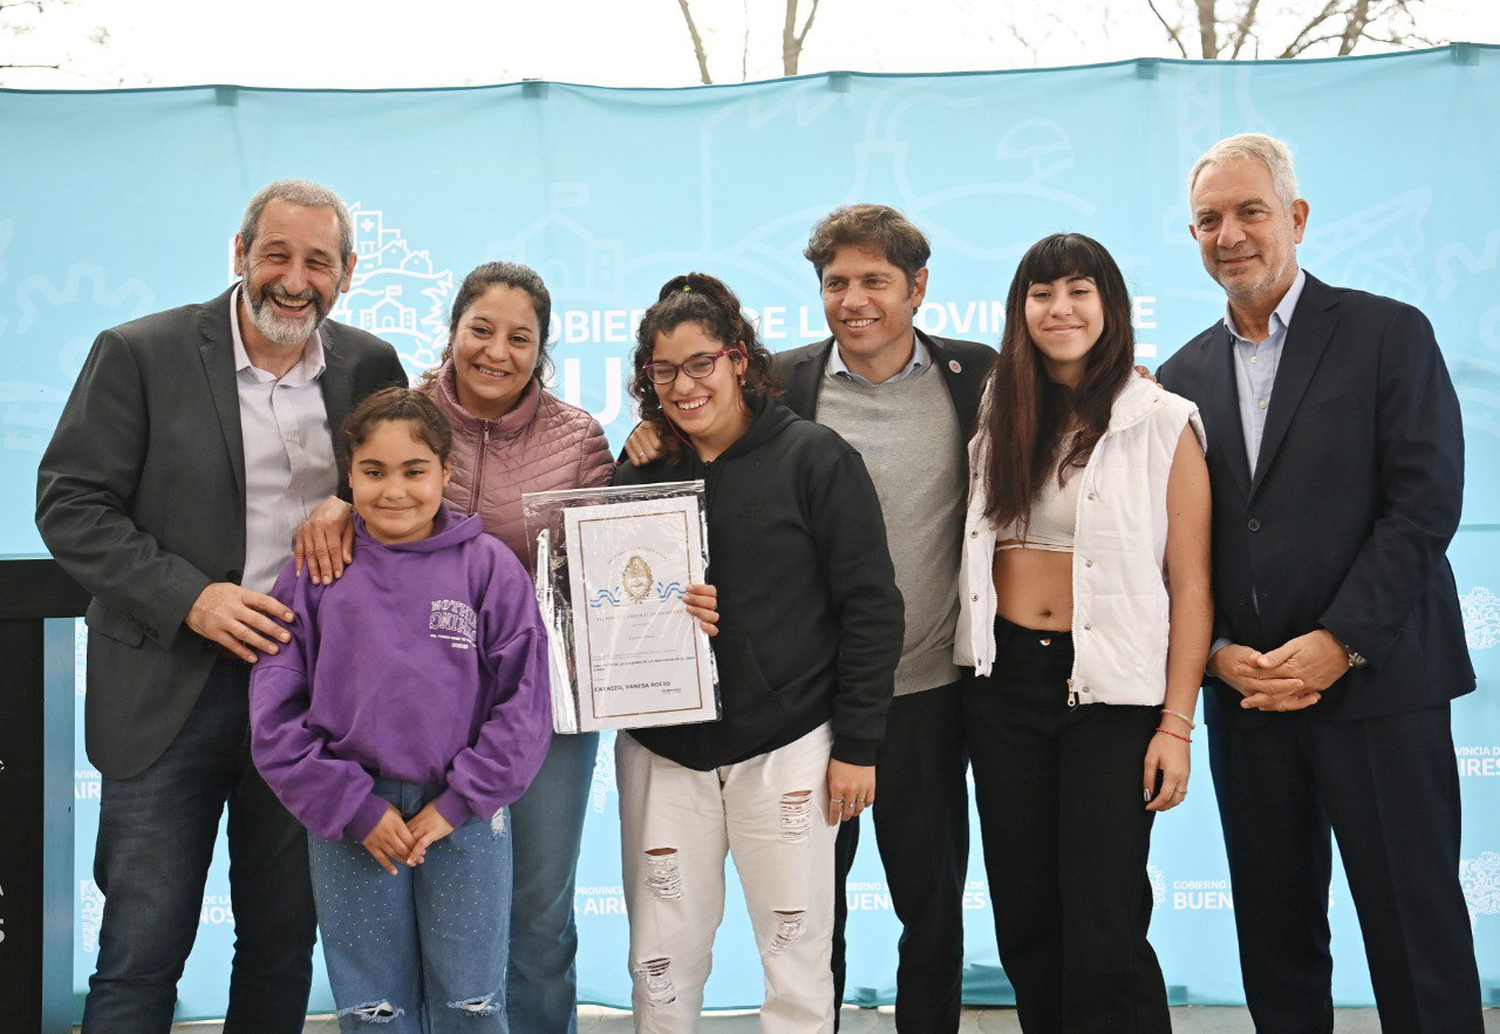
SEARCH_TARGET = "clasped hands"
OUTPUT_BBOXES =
[361,802,456,875]
[1211,629,1351,712]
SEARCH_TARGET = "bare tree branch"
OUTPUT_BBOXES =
[1227,0,1261,59]
[1195,0,1218,59]
[674,0,713,84]
[1339,0,1373,54]
[783,0,822,77]
[1276,0,1343,60]
[1280,32,1347,59]
[1146,0,1190,58]
[741,0,750,82]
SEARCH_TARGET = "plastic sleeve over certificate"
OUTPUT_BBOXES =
[523,482,720,734]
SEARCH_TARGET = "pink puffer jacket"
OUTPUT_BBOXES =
[428,361,613,573]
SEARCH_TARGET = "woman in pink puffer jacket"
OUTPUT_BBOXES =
[422,263,613,565]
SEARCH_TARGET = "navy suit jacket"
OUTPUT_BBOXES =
[37,286,408,778]
[1157,272,1474,724]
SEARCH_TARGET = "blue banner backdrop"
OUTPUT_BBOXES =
[3,45,1499,1019]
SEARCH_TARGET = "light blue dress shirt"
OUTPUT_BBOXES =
[827,333,929,386]
[1226,268,1306,477]
[1210,268,1306,658]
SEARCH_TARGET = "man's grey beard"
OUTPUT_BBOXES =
[246,284,331,348]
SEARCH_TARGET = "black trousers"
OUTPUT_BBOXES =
[1207,691,1482,1033]
[964,618,1170,1034]
[832,678,970,1034]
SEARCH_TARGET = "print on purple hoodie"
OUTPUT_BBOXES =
[250,503,552,842]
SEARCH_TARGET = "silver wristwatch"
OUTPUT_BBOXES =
[1335,636,1367,669]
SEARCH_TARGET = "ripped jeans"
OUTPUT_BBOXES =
[616,723,838,1034]
[308,778,512,1033]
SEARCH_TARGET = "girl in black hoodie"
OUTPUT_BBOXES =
[613,273,902,1033]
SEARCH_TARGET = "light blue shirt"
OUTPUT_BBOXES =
[826,333,929,386]
[229,286,340,594]
[1225,268,1306,477]
[1209,268,1306,661]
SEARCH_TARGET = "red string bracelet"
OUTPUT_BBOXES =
[1155,726,1192,743]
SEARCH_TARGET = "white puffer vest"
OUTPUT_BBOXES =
[955,377,1204,706]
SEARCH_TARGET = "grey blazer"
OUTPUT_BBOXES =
[36,286,408,779]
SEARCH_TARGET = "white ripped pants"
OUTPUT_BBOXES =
[616,723,838,1034]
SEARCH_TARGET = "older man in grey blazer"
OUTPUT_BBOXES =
[37,179,407,1033]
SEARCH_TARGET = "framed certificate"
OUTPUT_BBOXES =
[523,482,720,733]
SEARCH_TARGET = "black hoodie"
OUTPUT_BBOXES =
[614,395,903,770]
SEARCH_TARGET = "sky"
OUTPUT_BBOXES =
[3,0,1499,91]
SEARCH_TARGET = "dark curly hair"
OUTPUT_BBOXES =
[629,272,781,458]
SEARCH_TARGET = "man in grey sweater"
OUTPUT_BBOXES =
[778,206,993,1034]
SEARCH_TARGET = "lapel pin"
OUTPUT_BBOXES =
[948,359,962,373]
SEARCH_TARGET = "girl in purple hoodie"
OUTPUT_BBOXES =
[250,386,551,1033]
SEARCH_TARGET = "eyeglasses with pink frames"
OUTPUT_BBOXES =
[641,347,743,385]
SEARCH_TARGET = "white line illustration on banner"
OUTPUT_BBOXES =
[487,184,627,426]
[16,264,155,371]
[1298,189,1430,303]
[591,730,618,814]
[330,203,455,380]
[80,879,104,954]
[1434,228,1500,301]
[8,265,154,458]
[75,614,86,696]
[1460,587,1499,650]
[1148,863,1166,908]
[1459,852,1500,930]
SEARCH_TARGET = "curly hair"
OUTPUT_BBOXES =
[629,272,781,458]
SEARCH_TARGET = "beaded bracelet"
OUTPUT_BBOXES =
[1161,707,1196,729]
[1154,726,1192,743]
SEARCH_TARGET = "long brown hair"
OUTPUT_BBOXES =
[629,272,781,459]
[979,233,1134,528]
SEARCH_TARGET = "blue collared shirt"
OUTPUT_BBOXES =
[1225,268,1306,477]
[1209,268,1306,660]
[826,333,929,386]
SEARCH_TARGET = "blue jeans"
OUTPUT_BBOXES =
[506,729,598,1033]
[82,660,317,1034]
[309,778,514,1033]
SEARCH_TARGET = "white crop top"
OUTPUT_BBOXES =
[995,445,1083,553]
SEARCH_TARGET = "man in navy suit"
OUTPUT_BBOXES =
[1156,133,1481,1032]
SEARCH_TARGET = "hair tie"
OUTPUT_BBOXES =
[681,283,693,293]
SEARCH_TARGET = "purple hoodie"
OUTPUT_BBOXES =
[250,504,552,842]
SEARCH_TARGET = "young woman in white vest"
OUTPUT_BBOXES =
[955,233,1212,1033]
